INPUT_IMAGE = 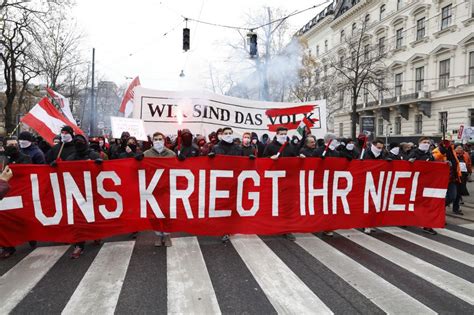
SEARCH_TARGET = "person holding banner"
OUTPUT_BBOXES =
[263,127,296,159]
[241,132,256,157]
[299,135,317,158]
[46,126,76,163]
[18,131,46,164]
[175,129,200,160]
[210,127,243,157]
[314,133,340,158]
[386,143,402,161]
[144,132,176,247]
[338,138,358,160]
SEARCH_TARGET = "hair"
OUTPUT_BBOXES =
[305,135,316,144]
[216,128,224,134]
[323,133,337,143]
[242,132,251,138]
[152,132,165,139]
[418,136,430,143]
[372,138,384,145]
[276,127,288,134]
[222,127,233,133]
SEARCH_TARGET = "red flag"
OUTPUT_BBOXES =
[119,76,141,117]
[21,97,84,145]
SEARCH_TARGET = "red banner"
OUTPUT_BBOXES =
[0,157,449,246]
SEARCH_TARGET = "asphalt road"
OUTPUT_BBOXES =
[0,221,472,315]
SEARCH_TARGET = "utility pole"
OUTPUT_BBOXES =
[90,48,96,135]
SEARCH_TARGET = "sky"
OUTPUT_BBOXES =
[73,0,328,92]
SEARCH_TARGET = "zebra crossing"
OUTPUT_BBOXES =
[0,226,472,314]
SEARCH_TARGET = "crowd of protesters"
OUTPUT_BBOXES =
[0,125,472,259]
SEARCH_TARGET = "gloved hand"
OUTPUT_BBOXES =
[270,154,279,160]
[177,153,186,161]
[386,158,393,162]
[135,153,144,161]
[249,154,256,160]
[408,158,415,163]
[50,160,58,167]
[299,154,306,158]
[208,152,216,158]
[94,158,103,165]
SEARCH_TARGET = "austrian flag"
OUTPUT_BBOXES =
[119,76,141,117]
[21,97,84,145]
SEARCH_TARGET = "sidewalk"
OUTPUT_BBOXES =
[449,180,474,222]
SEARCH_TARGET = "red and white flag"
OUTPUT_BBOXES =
[119,76,141,117]
[21,97,84,145]
[46,87,76,125]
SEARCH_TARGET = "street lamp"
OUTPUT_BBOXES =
[179,70,185,78]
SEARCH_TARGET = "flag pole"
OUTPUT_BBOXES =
[56,142,65,161]
[8,121,22,137]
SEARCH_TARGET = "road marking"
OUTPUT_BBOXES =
[232,235,333,314]
[167,237,221,315]
[62,241,135,315]
[379,227,473,267]
[338,229,474,305]
[0,246,69,314]
[434,228,473,245]
[459,223,474,231]
[422,188,446,198]
[0,196,23,211]
[294,234,435,314]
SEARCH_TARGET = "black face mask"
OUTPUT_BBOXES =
[5,146,19,157]
[128,144,137,152]
[75,142,88,153]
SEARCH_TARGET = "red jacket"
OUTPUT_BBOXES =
[0,179,10,199]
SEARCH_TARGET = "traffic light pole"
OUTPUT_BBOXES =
[90,48,96,136]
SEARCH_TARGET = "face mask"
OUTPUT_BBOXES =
[292,139,299,145]
[5,146,19,157]
[276,135,287,145]
[243,138,250,146]
[99,141,104,147]
[390,147,400,155]
[251,139,257,144]
[223,134,233,143]
[217,134,223,141]
[61,134,73,143]
[419,143,430,152]
[128,143,137,152]
[19,140,31,148]
[346,143,355,151]
[371,146,382,158]
[153,140,164,152]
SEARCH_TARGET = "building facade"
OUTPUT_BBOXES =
[297,0,474,142]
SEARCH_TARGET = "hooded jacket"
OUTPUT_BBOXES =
[21,144,46,164]
[263,138,297,157]
[65,135,100,161]
[46,141,76,163]
[212,140,243,156]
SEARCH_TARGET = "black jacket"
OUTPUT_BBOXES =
[363,148,385,160]
[241,145,256,157]
[175,144,200,158]
[314,146,340,158]
[263,139,296,157]
[408,148,434,161]
[386,152,402,160]
[299,146,317,157]
[66,149,100,161]
[2,151,32,164]
[338,147,358,160]
[46,142,76,163]
[212,141,243,156]
[21,144,46,164]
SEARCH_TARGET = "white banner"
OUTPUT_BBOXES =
[133,88,327,138]
[110,116,148,141]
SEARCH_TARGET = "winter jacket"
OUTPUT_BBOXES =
[3,151,32,164]
[212,141,243,156]
[363,148,385,160]
[299,146,317,157]
[386,152,403,160]
[241,145,256,157]
[21,144,46,164]
[66,149,100,161]
[46,142,76,163]
[408,148,434,161]
[263,139,296,157]
[0,179,10,199]
[175,144,200,158]
[314,146,340,158]
[338,147,358,160]
[144,147,176,158]
[432,146,461,183]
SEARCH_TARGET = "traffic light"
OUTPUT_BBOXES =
[183,28,190,51]
[248,32,257,58]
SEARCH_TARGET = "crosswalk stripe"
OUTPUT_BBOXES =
[294,233,436,314]
[378,227,474,267]
[167,237,221,315]
[459,223,474,230]
[0,246,69,314]
[434,228,474,245]
[338,229,474,305]
[231,235,333,314]
[62,241,135,315]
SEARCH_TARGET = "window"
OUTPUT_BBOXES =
[340,30,345,43]
[378,118,384,136]
[316,45,320,57]
[325,40,328,52]
[378,37,385,55]
[365,14,370,25]
[395,73,403,97]
[364,44,370,61]
[439,59,450,89]
[396,28,404,49]
[380,4,386,20]
[397,0,403,10]
[339,55,344,67]
[339,91,344,103]
[469,51,474,84]
[339,123,343,137]
[352,23,357,35]
[378,78,384,101]
[416,17,425,40]
[439,112,448,133]
[415,67,424,92]
[315,70,320,84]
[324,65,328,78]
[441,4,452,30]
[415,114,423,134]
[394,116,401,134]
[363,83,369,103]
[470,109,474,126]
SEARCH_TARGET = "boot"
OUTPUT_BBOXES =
[163,235,172,247]
[154,235,163,247]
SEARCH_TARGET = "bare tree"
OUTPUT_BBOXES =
[324,20,388,139]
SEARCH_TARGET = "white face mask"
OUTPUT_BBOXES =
[419,143,430,152]
[371,146,382,158]
[390,147,400,155]
[276,135,287,145]
[242,138,250,146]
[223,134,234,143]
[61,134,73,143]
[19,140,31,149]
[99,141,104,147]
[346,143,355,151]
[153,140,164,152]
[251,139,257,144]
